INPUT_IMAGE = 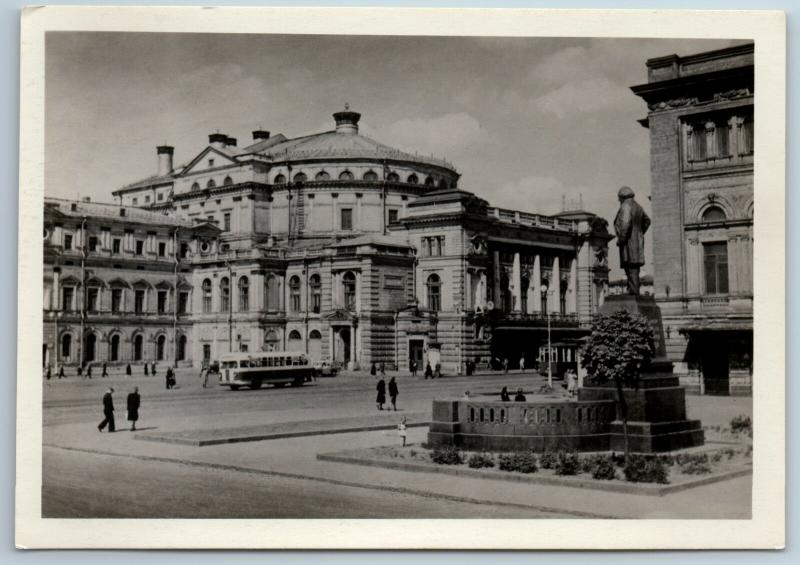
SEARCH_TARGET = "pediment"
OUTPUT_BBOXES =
[180,147,238,176]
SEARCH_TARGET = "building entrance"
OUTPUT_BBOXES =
[701,336,730,396]
[409,339,424,370]
[334,327,352,367]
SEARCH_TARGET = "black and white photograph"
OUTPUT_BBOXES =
[16,6,785,550]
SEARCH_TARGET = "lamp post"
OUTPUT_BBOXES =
[540,284,553,389]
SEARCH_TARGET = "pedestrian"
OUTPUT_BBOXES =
[514,388,526,402]
[77,364,83,377]
[127,386,140,431]
[58,365,64,379]
[126,363,132,376]
[519,355,525,372]
[86,364,93,379]
[376,377,386,411]
[500,386,510,402]
[567,369,577,399]
[398,417,408,447]
[434,362,441,379]
[463,390,471,400]
[45,365,51,380]
[380,362,386,377]
[165,367,175,390]
[202,364,211,388]
[370,362,377,377]
[410,359,417,377]
[503,358,509,374]
[388,377,399,411]
[144,363,148,376]
[424,363,433,380]
[151,362,157,377]
[97,387,115,433]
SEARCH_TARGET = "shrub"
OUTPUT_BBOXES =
[710,451,723,464]
[430,445,463,465]
[730,415,752,435]
[580,455,599,473]
[610,452,626,467]
[674,452,708,467]
[680,460,713,475]
[497,452,538,474]
[591,456,618,480]
[468,453,495,469]
[539,451,557,469]
[554,451,581,476]
[623,454,669,484]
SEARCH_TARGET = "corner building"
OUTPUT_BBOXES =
[631,44,754,395]
[46,107,612,373]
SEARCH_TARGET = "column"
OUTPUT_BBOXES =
[52,269,61,311]
[511,252,522,312]
[568,258,578,314]
[349,325,356,368]
[331,194,338,232]
[551,256,560,313]
[355,271,362,314]
[492,250,501,307]
[465,268,472,310]
[728,237,739,295]
[531,254,541,313]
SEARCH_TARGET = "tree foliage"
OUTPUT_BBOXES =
[581,310,655,388]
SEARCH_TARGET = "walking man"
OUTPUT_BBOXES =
[58,365,64,379]
[125,363,132,376]
[398,417,408,447]
[97,387,115,433]
[410,359,417,377]
[151,361,157,377]
[376,377,386,411]
[144,363,148,376]
[127,387,141,431]
[503,358,509,374]
[424,362,433,380]
[102,362,108,378]
[519,355,525,372]
[388,377,399,411]
[86,364,93,379]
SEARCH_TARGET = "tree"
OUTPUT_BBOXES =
[580,310,655,463]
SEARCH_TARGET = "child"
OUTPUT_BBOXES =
[398,417,407,447]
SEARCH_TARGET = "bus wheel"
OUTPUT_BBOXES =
[292,377,304,387]
[229,385,240,391]
[250,380,261,390]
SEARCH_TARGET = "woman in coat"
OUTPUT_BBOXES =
[500,386,510,402]
[126,387,140,431]
[376,378,386,410]
[388,377,399,411]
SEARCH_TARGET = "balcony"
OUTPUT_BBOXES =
[487,310,580,328]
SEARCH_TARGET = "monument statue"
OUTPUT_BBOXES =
[614,186,650,295]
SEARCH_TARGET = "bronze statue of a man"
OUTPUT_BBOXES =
[614,186,650,295]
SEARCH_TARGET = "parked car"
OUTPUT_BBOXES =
[315,361,338,378]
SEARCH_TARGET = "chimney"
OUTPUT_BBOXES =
[333,103,361,135]
[252,130,270,141]
[226,137,237,147]
[157,145,174,176]
[209,133,228,149]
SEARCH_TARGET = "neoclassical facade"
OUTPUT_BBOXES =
[45,107,612,373]
[631,43,754,395]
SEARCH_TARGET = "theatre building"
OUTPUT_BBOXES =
[44,106,611,373]
[631,43,754,395]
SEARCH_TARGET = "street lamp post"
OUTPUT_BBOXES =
[540,284,553,389]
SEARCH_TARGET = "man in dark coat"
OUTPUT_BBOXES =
[144,363,148,376]
[614,186,651,295]
[376,378,386,411]
[126,363,132,376]
[514,388,527,402]
[58,365,64,379]
[151,362,157,376]
[86,364,92,379]
[102,362,108,377]
[424,363,433,380]
[98,387,115,432]
[388,377,399,411]
[127,387,140,431]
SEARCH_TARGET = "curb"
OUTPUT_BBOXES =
[43,444,612,519]
[316,451,753,497]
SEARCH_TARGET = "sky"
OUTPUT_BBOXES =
[44,33,745,277]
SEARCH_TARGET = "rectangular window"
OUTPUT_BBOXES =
[88,236,99,252]
[62,287,74,311]
[178,291,189,314]
[240,343,248,353]
[134,290,145,313]
[180,242,189,259]
[203,344,211,362]
[145,195,151,203]
[158,192,164,201]
[691,124,707,161]
[87,287,99,311]
[703,242,729,295]
[158,242,167,257]
[715,121,730,157]
[742,114,754,155]
[341,208,353,231]
[111,288,123,313]
[157,290,168,313]
[135,240,144,255]
[132,197,138,206]
[224,213,231,232]
[112,238,121,254]
[63,234,73,250]
[388,209,399,225]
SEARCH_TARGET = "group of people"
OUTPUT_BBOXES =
[46,361,162,380]
[498,386,527,402]
[97,386,141,433]
[487,355,531,374]
[375,377,399,411]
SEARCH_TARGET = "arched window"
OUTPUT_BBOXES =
[424,176,435,187]
[288,330,303,352]
[289,330,302,340]
[273,174,286,185]
[308,329,322,339]
[264,330,279,352]
[310,274,322,313]
[61,334,72,359]
[363,170,378,181]
[191,182,200,192]
[702,206,726,223]
[220,277,230,312]
[156,335,166,361]
[223,176,233,186]
[84,333,97,363]
[407,174,419,184]
[109,334,120,362]
[206,179,216,189]
[338,170,354,181]
[293,172,307,183]
[289,276,301,312]
[133,334,144,361]
[387,171,400,182]
[343,272,357,310]
[177,335,187,361]
[238,276,249,312]
[315,171,330,181]
[426,274,441,311]
[202,279,212,313]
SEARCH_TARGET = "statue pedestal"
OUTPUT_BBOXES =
[578,295,704,452]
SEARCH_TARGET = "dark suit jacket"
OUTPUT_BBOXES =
[102,392,114,413]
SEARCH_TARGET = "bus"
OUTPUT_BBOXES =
[538,341,580,380]
[218,351,314,390]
